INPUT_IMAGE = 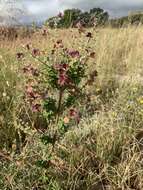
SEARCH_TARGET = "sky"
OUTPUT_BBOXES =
[1,0,143,24]
[24,0,143,21]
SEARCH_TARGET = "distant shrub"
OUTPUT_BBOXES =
[0,26,34,40]
[109,13,143,28]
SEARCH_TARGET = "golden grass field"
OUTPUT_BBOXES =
[0,26,143,190]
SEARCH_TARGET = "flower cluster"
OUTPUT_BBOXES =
[54,63,69,86]
[25,81,41,112]
[32,48,40,57]
[69,108,80,124]
[22,64,41,113]
[53,40,64,49]
[67,49,80,58]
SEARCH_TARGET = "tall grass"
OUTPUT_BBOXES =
[0,26,143,189]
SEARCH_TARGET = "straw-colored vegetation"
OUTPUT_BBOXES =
[0,26,143,190]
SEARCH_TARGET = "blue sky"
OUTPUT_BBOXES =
[1,0,143,23]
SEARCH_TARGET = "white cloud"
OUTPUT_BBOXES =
[58,0,143,17]
[24,0,60,21]
[1,0,143,24]
[25,0,143,19]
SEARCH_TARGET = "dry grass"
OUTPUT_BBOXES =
[0,26,143,189]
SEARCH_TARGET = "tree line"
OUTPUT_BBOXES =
[45,8,109,28]
[109,13,143,28]
[45,8,143,28]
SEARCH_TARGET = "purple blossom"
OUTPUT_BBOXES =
[25,86,35,99]
[54,63,70,86]
[23,65,30,74]
[57,40,64,48]
[31,103,41,112]
[54,63,68,72]
[25,85,41,100]
[58,12,64,18]
[23,65,39,77]
[58,73,69,86]
[53,40,64,48]
[32,48,40,57]
[67,50,80,58]
[16,52,24,60]
[69,108,81,124]
[31,67,39,77]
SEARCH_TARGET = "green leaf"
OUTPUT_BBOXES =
[36,159,50,169]
[40,135,56,145]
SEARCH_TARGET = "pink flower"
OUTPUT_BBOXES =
[58,73,69,86]
[68,50,80,58]
[69,109,78,117]
[53,40,64,48]
[23,65,30,74]
[31,103,41,112]
[30,67,39,77]
[54,63,70,86]
[54,63,68,72]
[25,84,41,113]
[25,85,40,100]
[57,40,64,48]
[25,86,35,99]
[32,48,40,57]
[69,108,81,124]
[23,65,39,77]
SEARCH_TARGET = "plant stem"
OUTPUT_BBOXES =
[51,89,64,154]
[56,89,64,124]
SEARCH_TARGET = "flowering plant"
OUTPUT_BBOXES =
[17,30,97,166]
